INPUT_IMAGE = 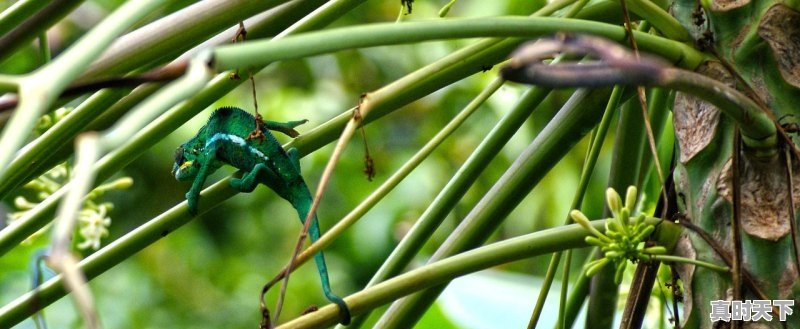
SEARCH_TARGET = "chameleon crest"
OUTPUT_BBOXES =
[173,107,351,325]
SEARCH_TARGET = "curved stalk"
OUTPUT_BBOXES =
[0,0,165,179]
[500,34,777,156]
[277,218,667,329]
[0,0,368,257]
[212,16,703,71]
[0,0,84,63]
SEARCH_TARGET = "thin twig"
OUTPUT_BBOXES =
[614,4,669,218]
[731,127,743,329]
[47,133,102,329]
[677,219,769,301]
[0,61,188,113]
[669,265,681,328]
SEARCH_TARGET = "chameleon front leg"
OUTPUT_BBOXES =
[186,156,217,215]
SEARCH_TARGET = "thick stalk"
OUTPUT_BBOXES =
[212,17,702,71]
[528,85,626,328]
[374,88,615,328]
[344,85,552,328]
[0,0,166,179]
[78,0,292,79]
[0,0,367,257]
[276,219,667,329]
[0,0,84,63]
[587,99,647,329]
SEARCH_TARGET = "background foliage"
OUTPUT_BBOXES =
[0,0,692,328]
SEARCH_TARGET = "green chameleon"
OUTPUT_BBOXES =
[172,106,351,325]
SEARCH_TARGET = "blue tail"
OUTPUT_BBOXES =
[295,194,351,325]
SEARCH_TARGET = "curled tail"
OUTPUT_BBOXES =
[295,194,351,325]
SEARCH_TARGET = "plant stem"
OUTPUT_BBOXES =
[0,0,166,178]
[529,85,625,328]
[273,77,504,278]
[0,0,84,63]
[276,218,667,329]
[0,0,367,257]
[660,68,776,154]
[375,88,617,328]
[213,17,703,71]
[645,255,730,273]
[78,0,292,79]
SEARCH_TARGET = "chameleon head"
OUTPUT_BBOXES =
[172,145,200,181]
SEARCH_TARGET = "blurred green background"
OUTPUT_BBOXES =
[0,1,619,328]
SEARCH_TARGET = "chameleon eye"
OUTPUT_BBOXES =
[174,147,185,164]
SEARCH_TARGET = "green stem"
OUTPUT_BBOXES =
[212,17,703,71]
[0,0,339,203]
[346,86,552,329]
[529,85,625,328]
[0,0,84,63]
[291,77,504,270]
[38,32,49,64]
[660,68,776,155]
[101,53,214,149]
[78,0,292,79]
[0,74,19,92]
[0,0,166,179]
[645,255,730,273]
[563,247,599,328]
[276,218,667,329]
[376,88,617,328]
[0,0,367,256]
[624,0,690,41]
[587,96,648,329]
[0,88,131,202]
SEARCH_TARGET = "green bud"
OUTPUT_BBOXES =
[614,260,627,284]
[634,225,656,242]
[570,209,591,227]
[585,258,610,277]
[585,236,606,247]
[633,214,646,226]
[619,208,631,227]
[625,185,637,211]
[109,177,134,189]
[438,0,456,17]
[14,196,36,209]
[643,246,667,255]
[607,217,625,233]
[606,187,622,215]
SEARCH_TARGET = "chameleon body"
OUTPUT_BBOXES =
[172,107,350,325]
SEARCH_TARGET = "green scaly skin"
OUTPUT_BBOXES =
[173,106,351,325]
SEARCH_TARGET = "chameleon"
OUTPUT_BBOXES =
[172,106,351,325]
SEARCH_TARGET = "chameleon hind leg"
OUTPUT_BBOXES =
[230,163,279,193]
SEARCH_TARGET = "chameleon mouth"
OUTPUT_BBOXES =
[172,160,193,179]
[179,161,193,172]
